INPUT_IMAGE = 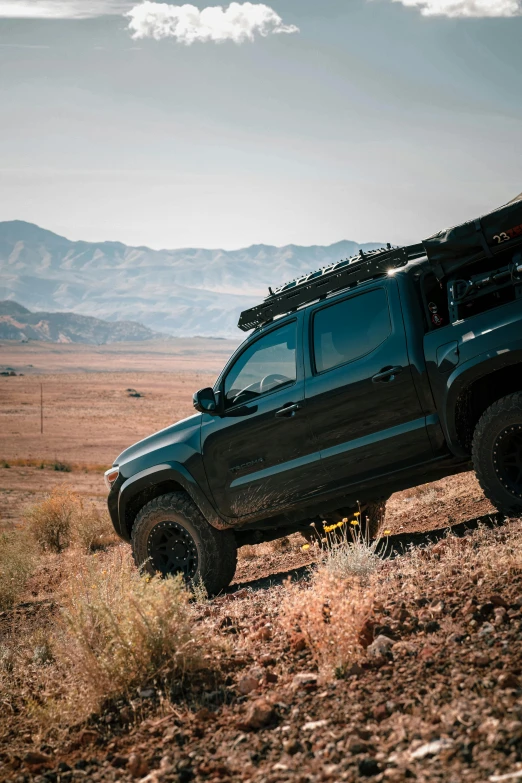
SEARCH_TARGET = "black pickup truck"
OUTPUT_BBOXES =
[106,195,522,593]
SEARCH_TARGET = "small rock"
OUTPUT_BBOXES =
[359,757,381,777]
[292,672,318,690]
[128,753,148,778]
[490,595,508,608]
[494,607,508,625]
[243,698,275,730]
[260,653,276,666]
[346,737,368,754]
[138,688,156,699]
[302,719,328,731]
[24,751,53,767]
[473,653,490,667]
[265,671,278,684]
[238,676,259,695]
[78,730,99,746]
[497,672,519,689]
[448,632,466,643]
[479,623,495,637]
[410,738,454,760]
[373,703,389,722]
[367,635,394,658]
[283,739,300,755]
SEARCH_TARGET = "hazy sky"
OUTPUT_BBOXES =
[0,0,521,249]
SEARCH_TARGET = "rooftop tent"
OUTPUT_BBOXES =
[423,193,522,279]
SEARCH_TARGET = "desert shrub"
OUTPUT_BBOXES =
[55,547,221,715]
[73,501,115,552]
[0,531,36,610]
[321,527,385,583]
[26,489,115,554]
[26,487,77,553]
[280,567,374,679]
[52,461,71,472]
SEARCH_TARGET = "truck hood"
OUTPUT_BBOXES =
[113,413,201,469]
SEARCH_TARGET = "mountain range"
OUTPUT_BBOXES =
[0,300,164,344]
[0,221,382,337]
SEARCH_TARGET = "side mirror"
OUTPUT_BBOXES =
[193,387,219,414]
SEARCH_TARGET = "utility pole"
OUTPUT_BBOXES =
[40,383,43,435]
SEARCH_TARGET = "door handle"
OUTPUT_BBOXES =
[372,365,403,383]
[275,403,302,418]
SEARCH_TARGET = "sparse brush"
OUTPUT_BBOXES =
[52,461,71,472]
[26,488,115,554]
[280,568,374,678]
[53,547,222,720]
[26,487,77,553]
[73,500,116,553]
[0,530,36,610]
[321,525,385,584]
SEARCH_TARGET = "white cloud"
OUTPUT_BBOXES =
[0,0,134,18]
[390,0,521,16]
[126,2,299,43]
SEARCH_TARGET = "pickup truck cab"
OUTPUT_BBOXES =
[107,197,522,594]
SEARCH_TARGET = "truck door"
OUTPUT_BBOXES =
[304,278,433,491]
[201,316,327,519]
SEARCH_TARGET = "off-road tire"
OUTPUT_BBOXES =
[472,392,522,518]
[131,492,237,595]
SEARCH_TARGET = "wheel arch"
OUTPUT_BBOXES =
[118,463,229,541]
[445,354,522,456]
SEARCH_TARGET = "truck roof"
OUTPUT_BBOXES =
[238,243,427,333]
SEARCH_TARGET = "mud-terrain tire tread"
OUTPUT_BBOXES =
[472,391,522,517]
[131,491,237,595]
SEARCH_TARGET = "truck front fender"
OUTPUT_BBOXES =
[115,462,232,541]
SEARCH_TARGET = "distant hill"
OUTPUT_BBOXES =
[0,300,164,344]
[0,221,383,337]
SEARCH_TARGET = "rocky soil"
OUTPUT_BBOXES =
[2,475,522,783]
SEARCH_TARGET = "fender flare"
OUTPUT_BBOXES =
[117,462,232,540]
[442,344,522,458]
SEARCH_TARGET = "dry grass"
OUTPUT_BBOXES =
[26,487,116,554]
[0,530,36,611]
[0,545,226,735]
[320,526,385,583]
[53,548,219,718]
[280,567,375,678]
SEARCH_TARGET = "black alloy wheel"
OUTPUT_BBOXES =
[131,492,237,595]
[147,519,199,579]
[493,425,522,500]
[472,392,522,517]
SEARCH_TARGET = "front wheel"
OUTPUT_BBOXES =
[472,392,522,517]
[131,492,237,595]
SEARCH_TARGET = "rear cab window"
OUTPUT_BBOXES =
[312,288,391,373]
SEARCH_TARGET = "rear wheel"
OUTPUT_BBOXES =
[472,392,522,517]
[131,492,237,595]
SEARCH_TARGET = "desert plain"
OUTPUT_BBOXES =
[2,339,522,783]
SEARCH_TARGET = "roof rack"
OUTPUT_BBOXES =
[238,243,426,332]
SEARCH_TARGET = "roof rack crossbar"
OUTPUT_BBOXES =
[238,243,425,331]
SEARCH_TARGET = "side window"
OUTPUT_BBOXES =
[313,288,391,374]
[224,322,297,409]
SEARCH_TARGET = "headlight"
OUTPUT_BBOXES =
[104,467,119,491]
